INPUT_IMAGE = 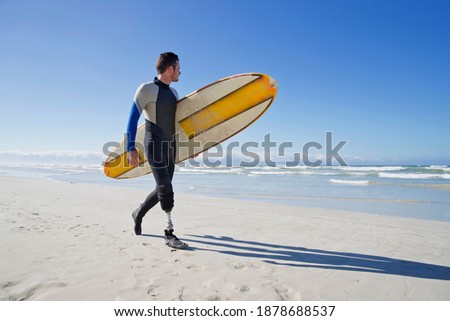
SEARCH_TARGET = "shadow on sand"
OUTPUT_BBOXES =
[142,233,450,281]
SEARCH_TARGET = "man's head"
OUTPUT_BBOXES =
[156,52,180,83]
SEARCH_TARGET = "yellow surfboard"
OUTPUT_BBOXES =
[103,73,278,179]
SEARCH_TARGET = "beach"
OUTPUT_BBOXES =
[1,175,449,301]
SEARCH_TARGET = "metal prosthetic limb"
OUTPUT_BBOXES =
[164,211,188,249]
[166,211,174,230]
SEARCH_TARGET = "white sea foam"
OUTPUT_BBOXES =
[379,173,450,179]
[298,171,336,176]
[329,179,370,185]
[337,166,406,172]
[282,166,309,170]
[348,172,370,176]
[426,166,450,172]
[249,171,295,175]
[1,163,102,173]
[259,166,283,170]
[0,150,103,158]
[177,171,207,175]
[178,168,234,174]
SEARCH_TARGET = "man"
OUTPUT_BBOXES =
[126,52,188,249]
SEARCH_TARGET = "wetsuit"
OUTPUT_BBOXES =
[126,78,179,218]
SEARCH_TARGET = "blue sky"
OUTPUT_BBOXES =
[1,0,449,165]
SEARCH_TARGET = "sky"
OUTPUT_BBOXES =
[1,0,449,165]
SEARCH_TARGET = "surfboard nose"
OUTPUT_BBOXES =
[269,76,278,90]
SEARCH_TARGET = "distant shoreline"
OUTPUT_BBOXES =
[2,163,450,222]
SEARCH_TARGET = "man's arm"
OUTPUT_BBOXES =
[126,102,141,152]
[126,102,141,166]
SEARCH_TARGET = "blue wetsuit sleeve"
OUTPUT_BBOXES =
[126,102,141,152]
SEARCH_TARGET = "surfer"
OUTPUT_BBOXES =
[126,52,188,249]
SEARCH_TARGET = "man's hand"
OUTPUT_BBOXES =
[127,150,141,167]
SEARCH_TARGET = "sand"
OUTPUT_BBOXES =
[1,175,449,301]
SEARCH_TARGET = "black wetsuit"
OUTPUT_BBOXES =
[126,78,178,217]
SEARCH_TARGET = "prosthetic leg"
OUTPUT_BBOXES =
[164,211,188,249]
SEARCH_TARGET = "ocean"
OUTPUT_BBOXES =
[1,162,449,222]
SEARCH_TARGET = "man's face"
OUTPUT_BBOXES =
[170,61,181,82]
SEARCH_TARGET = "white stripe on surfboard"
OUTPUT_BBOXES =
[175,99,272,163]
[176,74,260,120]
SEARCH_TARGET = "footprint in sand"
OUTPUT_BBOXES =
[186,264,204,272]
[1,281,19,289]
[229,261,247,270]
[269,278,303,301]
[177,286,185,301]
[6,282,67,301]
[272,284,290,301]
[205,293,222,301]
[146,285,159,298]
[68,224,82,230]
[240,285,250,292]
[12,226,30,233]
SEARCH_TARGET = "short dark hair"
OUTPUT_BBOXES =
[156,52,179,74]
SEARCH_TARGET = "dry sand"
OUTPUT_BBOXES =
[1,176,449,300]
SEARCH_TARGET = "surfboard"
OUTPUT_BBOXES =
[103,73,278,179]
